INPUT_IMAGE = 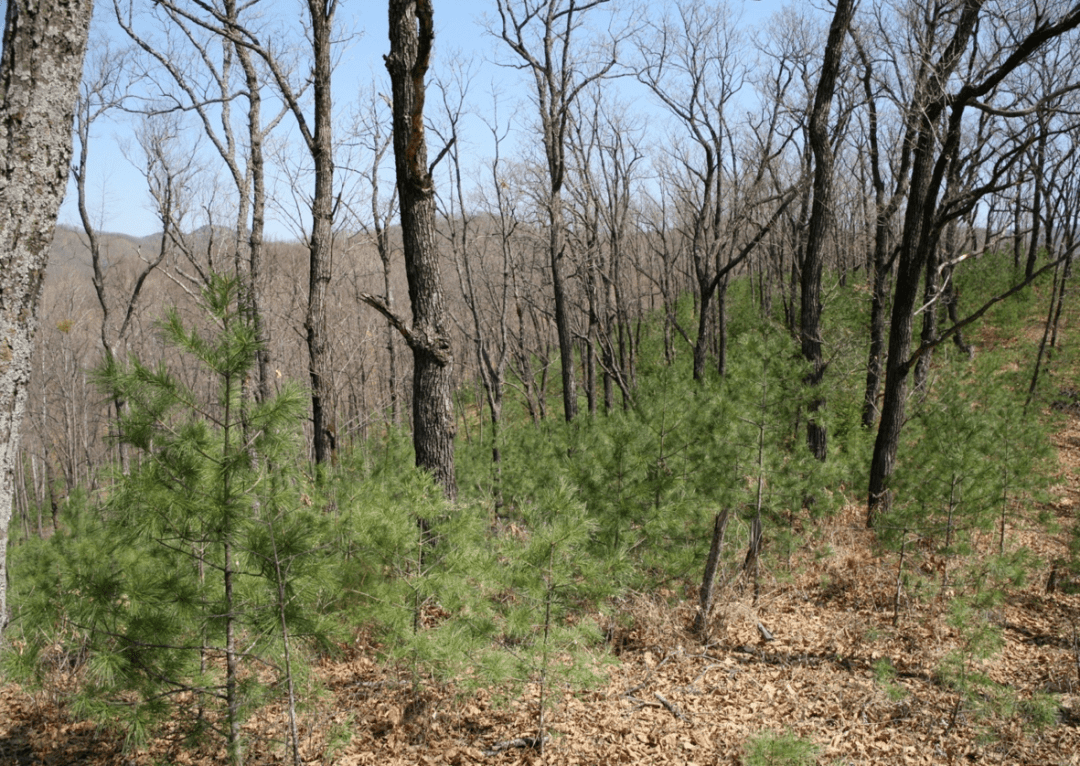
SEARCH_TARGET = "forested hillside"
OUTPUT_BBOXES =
[5,0,1080,764]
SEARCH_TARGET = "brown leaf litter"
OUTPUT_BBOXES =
[5,422,1080,765]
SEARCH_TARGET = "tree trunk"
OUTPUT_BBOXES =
[236,39,272,404]
[387,0,457,500]
[862,236,890,428]
[868,122,940,525]
[692,268,715,382]
[550,200,578,420]
[865,1,1080,524]
[1027,117,1047,280]
[306,0,335,465]
[0,0,93,638]
[913,236,940,390]
[693,508,730,636]
[800,0,855,462]
[716,277,728,378]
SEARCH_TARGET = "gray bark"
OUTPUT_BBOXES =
[0,0,94,637]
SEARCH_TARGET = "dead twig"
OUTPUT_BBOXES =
[622,652,673,697]
[483,735,549,756]
[654,692,689,722]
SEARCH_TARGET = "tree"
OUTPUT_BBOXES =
[148,0,339,463]
[114,0,279,405]
[73,43,164,475]
[494,0,621,421]
[0,0,94,637]
[867,1,1080,525]
[364,0,457,500]
[635,0,799,382]
[350,83,403,425]
[798,0,856,460]
[26,276,328,765]
[565,86,645,410]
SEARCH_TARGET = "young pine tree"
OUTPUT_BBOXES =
[12,275,334,765]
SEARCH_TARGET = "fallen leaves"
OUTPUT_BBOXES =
[5,429,1080,765]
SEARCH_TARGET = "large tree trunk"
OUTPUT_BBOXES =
[867,113,945,523]
[0,0,94,638]
[387,0,457,500]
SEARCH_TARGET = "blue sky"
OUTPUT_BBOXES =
[58,0,789,240]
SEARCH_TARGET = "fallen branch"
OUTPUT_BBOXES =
[622,652,673,697]
[654,692,689,722]
[684,663,724,691]
[483,735,549,756]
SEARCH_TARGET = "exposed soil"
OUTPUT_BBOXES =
[4,422,1080,766]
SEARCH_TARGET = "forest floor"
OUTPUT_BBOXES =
[4,424,1080,765]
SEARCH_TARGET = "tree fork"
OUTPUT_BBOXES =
[386,0,457,500]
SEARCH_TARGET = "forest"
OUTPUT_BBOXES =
[4,0,1080,764]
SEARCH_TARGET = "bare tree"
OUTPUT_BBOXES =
[363,0,457,500]
[72,43,166,475]
[494,0,622,421]
[636,0,799,381]
[867,1,1080,525]
[148,0,340,462]
[563,86,645,409]
[114,0,285,405]
[438,84,524,502]
[350,84,403,424]
[0,0,93,637]
[798,0,856,460]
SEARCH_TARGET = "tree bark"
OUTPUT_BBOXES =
[386,0,457,500]
[234,30,272,405]
[0,0,94,638]
[1027,114,1048,280]
[800,0,856,461]
[306,0,335,464]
